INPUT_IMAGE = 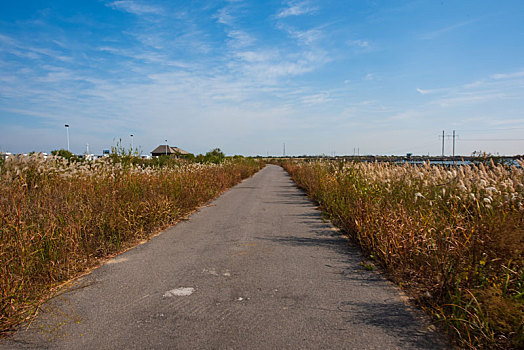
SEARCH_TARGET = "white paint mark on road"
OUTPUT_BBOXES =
[163,287,195,297]
[202,268,218,276]
[203,267,231,277]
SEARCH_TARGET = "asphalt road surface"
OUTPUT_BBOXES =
[2,165,445,349]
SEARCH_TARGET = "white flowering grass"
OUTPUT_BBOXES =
[0,154,264,336]
[283,159,523,349]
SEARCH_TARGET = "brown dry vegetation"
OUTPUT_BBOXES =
[0,154,264,335]
[283,160,523,349]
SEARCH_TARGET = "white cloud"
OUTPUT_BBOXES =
[227,30,255,48]
[285,27,322,45]
[215,7,235,25]
[246,59,315,80]
[0,33,15,45]
[347,39,370,48]
[0,33,71,61]
[463,80,484,89]
[416,87,449,95]
[435,93,505,107]
[235,50,275,63]
[418,68,524,107]
[390,110,421,121]
[490,70,524,80]
[0,107,59,120]
[276,1,316,18]
[419,18,479,40]
[301,92,332,105]
[108,1,163,15]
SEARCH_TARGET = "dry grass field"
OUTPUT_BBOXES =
[283,160,523,349]
[0,153,264,335]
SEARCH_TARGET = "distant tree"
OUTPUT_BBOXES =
[206,148,225,158]
[51,149,75,160]
[204,148,225,164]
[179,153,196,161]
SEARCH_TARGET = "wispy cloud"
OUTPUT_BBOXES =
[239,53,325,81]
[276,1,316,18]
[416,87,450,95]
[416,88,431,95]
[419,18,479,40]
[214,7,235,25]
[99,46,193,69]
[0,107,60,120]
[490,70,524,80]
[211,2,328,85]
[347,39,370,48]
[301,92,332,105]
[418,68,524,104]
[0,33,71,62]
[227,30,255,48]
[434,93,505,107]
[234,50,275,63]
[276,23,323,46]
[107,1,163,16]
[390,110,421,121]
[289,28,322,45]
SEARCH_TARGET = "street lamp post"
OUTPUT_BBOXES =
[165,139,168,156]
[130,134,134,152]
[65,124,70,151]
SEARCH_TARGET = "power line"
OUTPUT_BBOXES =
[459,138,524,141]
[458,126,524,132]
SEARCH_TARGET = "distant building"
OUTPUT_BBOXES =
[151,145,190,158]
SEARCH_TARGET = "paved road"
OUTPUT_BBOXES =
[2,165,445,349]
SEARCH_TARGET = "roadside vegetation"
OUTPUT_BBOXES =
[0,151,264,336]
[282,160,523,349]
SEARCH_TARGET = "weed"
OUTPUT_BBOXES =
[0,153,264,335]
[283,160,523,349]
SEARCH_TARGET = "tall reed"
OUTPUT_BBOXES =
[283,160,523,349]
[0,154,264,335]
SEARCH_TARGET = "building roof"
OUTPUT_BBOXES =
[170,146,190,155]
[151,145,190,155]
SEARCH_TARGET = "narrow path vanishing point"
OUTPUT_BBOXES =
[2,165,446,349]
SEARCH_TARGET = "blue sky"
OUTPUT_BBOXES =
[1,0,523,156]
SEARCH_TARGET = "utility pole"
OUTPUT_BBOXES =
[441,130,444,157]
[452,130,455,158]
[65,124,70,152]
[165,139,168,156]
[439,130,456,157]
[130,134,134,151]
[283,143,286,157]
